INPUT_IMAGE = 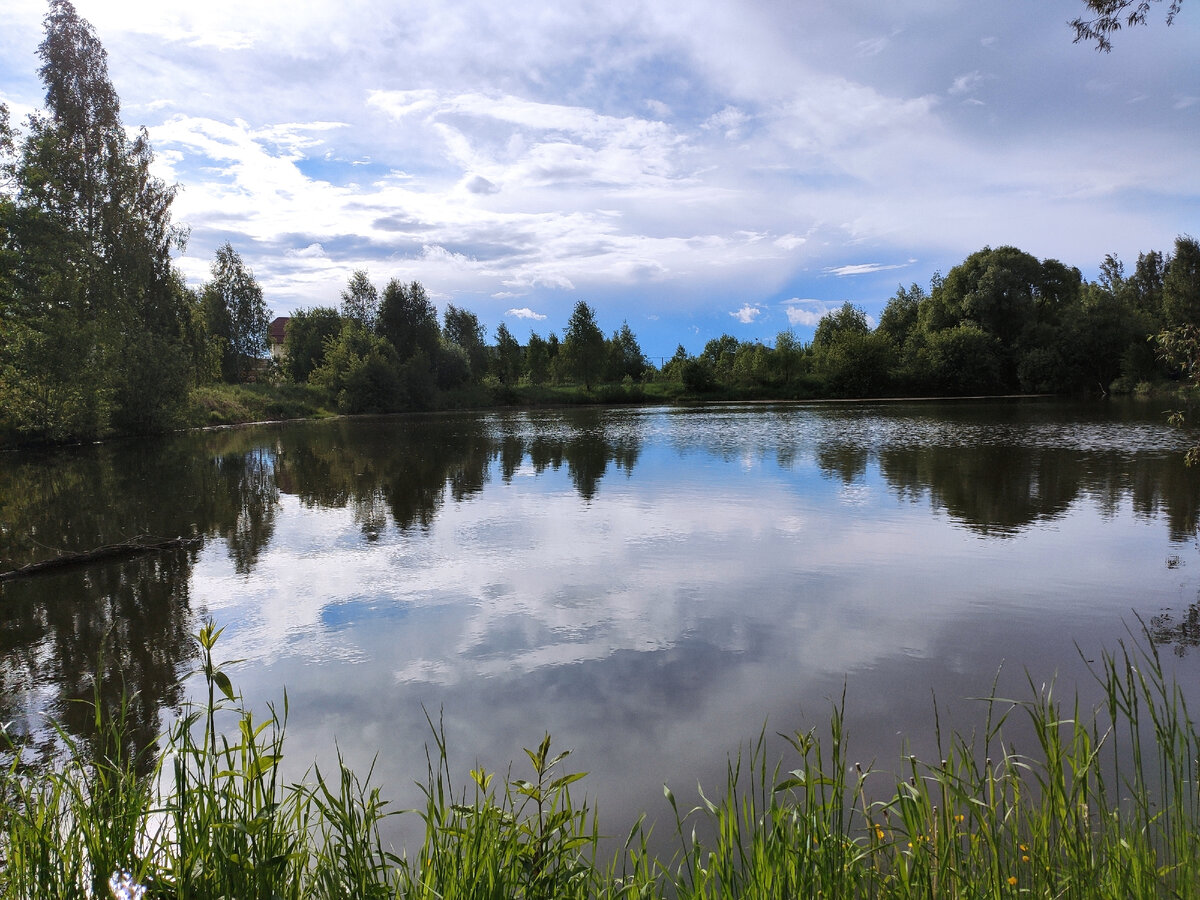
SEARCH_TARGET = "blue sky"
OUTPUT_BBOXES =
[1,0,1197,358]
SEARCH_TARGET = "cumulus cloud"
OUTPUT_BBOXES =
[505,307,547,320]
[730,303,762,324]
[0,0,1187,346]
[783,300,830,327]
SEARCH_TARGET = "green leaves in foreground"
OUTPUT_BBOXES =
[3,621,1200,898]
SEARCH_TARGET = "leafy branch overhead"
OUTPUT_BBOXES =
[1072,0,1183,50]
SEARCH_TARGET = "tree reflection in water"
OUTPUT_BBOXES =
[3,404,1200,772]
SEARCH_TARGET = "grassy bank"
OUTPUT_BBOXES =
[3,622,1199,898]
[186,383,337,427]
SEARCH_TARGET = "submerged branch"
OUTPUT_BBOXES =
[0,535,201,583]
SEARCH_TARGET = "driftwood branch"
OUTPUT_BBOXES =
[0,536,201,583]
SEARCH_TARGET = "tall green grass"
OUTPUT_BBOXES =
[2,621,1198,898]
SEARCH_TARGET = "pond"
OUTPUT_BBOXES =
[4,398,1200,853]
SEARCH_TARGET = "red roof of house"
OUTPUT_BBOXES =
[268,316,289,345]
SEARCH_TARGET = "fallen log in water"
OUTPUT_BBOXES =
[0,536,201,583]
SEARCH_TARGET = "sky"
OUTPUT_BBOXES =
[1,0,1197,358]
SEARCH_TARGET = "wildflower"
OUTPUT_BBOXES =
[109,871,146,900]
[875,825,885,840]
[1007,875,1018,886]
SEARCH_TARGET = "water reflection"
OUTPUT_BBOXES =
[3,401,1200,798]
[1150,598,1200,656]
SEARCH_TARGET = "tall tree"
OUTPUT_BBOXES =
[526,332,551,385]
[562,301,606,389]
[0,0,194,439]
[493,322,523,385]
[813,302,870,348]
[202,243,270,383]
[377,278,439,363]
[1163,236,1200,328]
[443,303,487,382]
[339,269,379,329]
[606,320,647,382]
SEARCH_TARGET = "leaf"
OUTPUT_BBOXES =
[549,771,587,791]
[212,670,236,703]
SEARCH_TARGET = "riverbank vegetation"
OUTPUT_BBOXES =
[2,622,1198,898]
[4,4,1200,447]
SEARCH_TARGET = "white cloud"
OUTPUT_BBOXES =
[949,71,983,97]
[783,300,830,327]
[286,243,327,258]
[644,98,672,119]
[0,0,1191,345]
[825,262,909,277]
[505,307,546,320]
[774,234,807,251]
[730,303,762,324]
[703,105,749,140]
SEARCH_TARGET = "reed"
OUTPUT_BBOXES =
[2,622,1198,899]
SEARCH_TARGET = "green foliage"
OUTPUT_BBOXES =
[436,340,472,391]
[768,331,808,386]
[410,721,599,900]
[563,302,607,390]
[493,322,523,385]
[282,306,342,384]
[815,330,896,398]
[922,323,1004,394]
[377,279,439,365]
[813,302,870,349]
[1162,235,1200,328]
[681,357,715,393]
[700,334,740,383]
[202,243,271,384]
[310,321,403,414]
[5,623,1200,899]
[659,344,691,383]
[605,321,646,383]
[525,332,552,385]
[443,304,488,384]
[877,283,926,349]
[187,382,332,426]
[339,269,379,330]
[0,1,198,441]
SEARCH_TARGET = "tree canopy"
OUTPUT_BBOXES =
[1,0,197,439]
[202,243,271,383]
[562,301,606,390]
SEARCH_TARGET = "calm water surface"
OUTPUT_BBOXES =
[4,399,1200,850]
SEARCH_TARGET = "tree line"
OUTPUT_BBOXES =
[3,1,1199,446]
